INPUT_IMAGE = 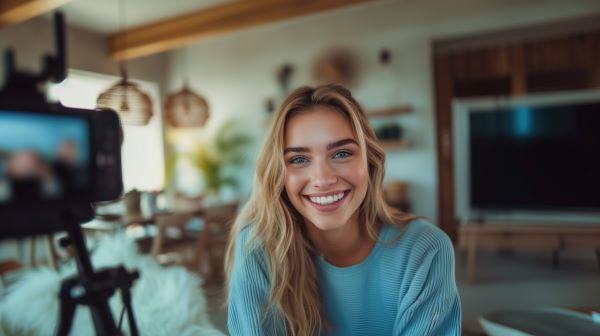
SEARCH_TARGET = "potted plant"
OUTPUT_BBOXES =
[165,120,251,201]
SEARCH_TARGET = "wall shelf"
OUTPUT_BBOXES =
[366,106,413,118]
[368,106,412,151]
[381,139,409,150]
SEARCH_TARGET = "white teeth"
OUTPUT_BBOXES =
[308,192,346,205]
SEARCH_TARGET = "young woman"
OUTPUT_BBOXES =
[225,84,461,335]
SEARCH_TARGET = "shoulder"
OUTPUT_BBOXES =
[231,224,269,282]
[407,219,453,252]
[235,224,254,250]
[386,218,453,254]
[384,219,458,295]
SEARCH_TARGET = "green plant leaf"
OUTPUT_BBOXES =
[182,119,252,193]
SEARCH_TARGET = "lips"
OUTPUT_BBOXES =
[303,190,350,212]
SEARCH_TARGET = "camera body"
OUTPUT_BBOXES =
[0,93,123,239]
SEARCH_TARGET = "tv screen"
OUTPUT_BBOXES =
[469,101,600,212]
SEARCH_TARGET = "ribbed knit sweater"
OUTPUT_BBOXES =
[227,219,461,335]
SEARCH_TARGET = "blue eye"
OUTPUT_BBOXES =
[334,150,352,159]
[289,156,308,165]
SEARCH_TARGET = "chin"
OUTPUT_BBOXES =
[305,216,349,232]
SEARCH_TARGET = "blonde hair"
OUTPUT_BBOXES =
[225,84,416,335]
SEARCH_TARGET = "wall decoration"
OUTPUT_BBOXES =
[313,47,360,87]
[265,63,295,115]
[277,63,295,94]
[379,48,391,65]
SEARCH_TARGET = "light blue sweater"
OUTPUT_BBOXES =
[228,219,462,335]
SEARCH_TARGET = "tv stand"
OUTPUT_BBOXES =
[457,222,600,283]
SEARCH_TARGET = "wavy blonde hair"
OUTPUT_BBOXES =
[225,84,417,335]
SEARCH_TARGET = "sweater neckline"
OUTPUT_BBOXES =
[316,224,389,275]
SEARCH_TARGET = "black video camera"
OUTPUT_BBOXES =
[0,14,123,240]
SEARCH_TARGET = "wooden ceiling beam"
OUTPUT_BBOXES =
[0,0,73,28]
[109,0,376,61]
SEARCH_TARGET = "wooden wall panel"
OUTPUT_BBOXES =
[523,31,600,72]
[448,48,512,80]
[433,54,456,239]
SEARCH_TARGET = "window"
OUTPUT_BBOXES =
[49,70,165,192]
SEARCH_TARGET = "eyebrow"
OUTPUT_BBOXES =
[284,138,358,154]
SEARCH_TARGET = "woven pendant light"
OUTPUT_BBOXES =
[96,0,153,126]
[97,65,153,126]
[164,82,209,128]
[165,46,209,128]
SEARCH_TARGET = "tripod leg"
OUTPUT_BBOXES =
[56,297,76,336]
[120,287,139,336]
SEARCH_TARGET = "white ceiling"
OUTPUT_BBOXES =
[47,0,234,34]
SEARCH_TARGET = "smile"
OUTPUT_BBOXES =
[303,190,350,209]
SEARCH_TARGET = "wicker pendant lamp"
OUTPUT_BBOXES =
[96,0,153,126]
[97,64,153,126]
[164,81,209,128]
[164,48,209,128]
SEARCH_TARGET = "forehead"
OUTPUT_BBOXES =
[284,106,355,147]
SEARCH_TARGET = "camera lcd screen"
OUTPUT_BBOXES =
[0,110,91,203]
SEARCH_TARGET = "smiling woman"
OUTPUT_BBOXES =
[284,108,369,240]
[225,84,461,336]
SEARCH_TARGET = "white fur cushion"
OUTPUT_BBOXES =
[0,234,224,336]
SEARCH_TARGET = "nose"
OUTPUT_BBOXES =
[311,159,337,189]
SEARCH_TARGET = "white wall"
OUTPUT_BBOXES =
[165,0,600,224]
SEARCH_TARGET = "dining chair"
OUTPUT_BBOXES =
[149,211,201,268]
[194,202,238,283]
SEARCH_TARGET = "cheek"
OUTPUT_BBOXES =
[284,170,306,197]
[340,160,369,188]
[350,166,370,209]
[354,169,369,200]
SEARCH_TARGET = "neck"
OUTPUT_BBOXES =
[306,212,377,267]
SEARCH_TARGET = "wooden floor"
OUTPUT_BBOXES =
[458,249,600,335]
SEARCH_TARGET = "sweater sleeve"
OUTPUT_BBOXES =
[393,224,462,335]
[227,227,284,335]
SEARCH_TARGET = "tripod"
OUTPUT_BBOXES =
[0,9,137,336]
[56,207,139,336]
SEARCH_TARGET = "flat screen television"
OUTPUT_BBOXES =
[453,90,600,224]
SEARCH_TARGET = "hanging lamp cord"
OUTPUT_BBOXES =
[119,0,127,80]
